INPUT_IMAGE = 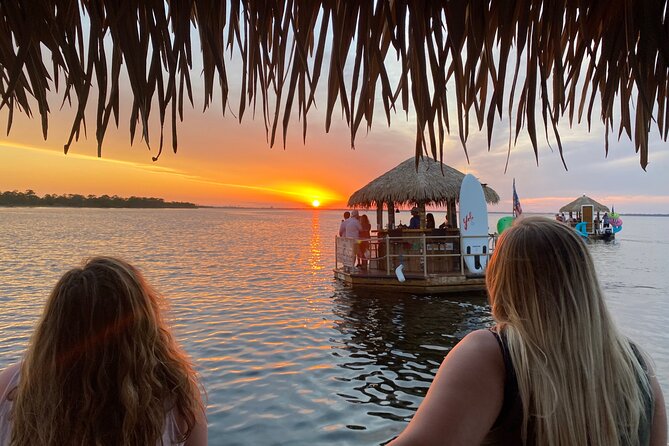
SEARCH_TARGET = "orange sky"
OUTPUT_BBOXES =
[0,103,368,208]
[1,64,668,213]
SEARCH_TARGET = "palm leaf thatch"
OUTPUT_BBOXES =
[0,1,668,168]
[347,157,499,208]
[559,195,610,213]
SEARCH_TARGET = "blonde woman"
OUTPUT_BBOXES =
[0,257,207,445]
[390,217,666,445]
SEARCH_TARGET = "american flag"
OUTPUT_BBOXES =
[513,178,523,217]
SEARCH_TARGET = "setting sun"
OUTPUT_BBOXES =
[311,199,320,208]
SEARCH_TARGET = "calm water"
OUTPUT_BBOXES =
[0,208,667,445]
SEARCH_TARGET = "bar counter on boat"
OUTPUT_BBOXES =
[373,227,462,274]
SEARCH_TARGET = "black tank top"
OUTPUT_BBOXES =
[480,328,527,445]
[481,328,653,446]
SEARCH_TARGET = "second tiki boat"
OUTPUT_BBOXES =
[558,195,622,241]
[334,157,500,293]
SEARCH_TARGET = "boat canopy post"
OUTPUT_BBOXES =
[387,202,395,229]
[376,203,383,231]
[447,199,457,228]
[418,202,426,229]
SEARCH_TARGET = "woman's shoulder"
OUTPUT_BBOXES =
[441,329,506,385]
[387,329,506,445]
[458,329,502,354]
[0,363,21,399]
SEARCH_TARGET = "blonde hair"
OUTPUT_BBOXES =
[11,257,204,445]
[486,217,651,446]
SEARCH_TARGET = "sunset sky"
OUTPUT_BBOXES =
[1,37,668,214]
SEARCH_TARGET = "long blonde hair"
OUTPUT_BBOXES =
[11,257,204,445]
[487,217,651,446]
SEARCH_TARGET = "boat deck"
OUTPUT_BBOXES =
[334,231,493,293]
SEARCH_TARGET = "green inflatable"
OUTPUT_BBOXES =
[497,216,514,234]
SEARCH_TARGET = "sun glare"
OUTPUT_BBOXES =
[312,199,320,208]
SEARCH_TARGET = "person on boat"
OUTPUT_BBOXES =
[603,212,610,227]
[344,210,362,239]
[388,217,666,446]
[0,257,208,446]
[338,211,351,236]
[343,210,363,271]
[439,215,451,229]
[357,214,372,269]
[408,207,421,229]
[426,213,436,229]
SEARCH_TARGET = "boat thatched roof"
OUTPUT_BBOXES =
[1,1,667,168]
[559,195,610,213]
[347,157,499,208]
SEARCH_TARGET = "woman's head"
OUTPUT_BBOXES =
[34,257,163,369]
[12,257,203,445]
[486,216,605,335]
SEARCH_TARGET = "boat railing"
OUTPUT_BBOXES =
[335,233,496,277]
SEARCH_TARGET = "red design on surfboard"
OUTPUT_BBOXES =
[463,212,473,230]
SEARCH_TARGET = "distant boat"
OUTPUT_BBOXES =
[558,195,621,241]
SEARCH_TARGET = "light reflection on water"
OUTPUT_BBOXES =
[0,208,667,445]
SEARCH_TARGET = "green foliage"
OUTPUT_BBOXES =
[0,190,198,208]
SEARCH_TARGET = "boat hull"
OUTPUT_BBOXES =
[334,268,486,294]
[590,232,615,241]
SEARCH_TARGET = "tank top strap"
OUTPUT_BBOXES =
[481,328,525,445]
[488,327,518,420]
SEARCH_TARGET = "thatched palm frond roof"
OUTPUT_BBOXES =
[347,157,499,208]
[1,1,668,168]
[559,195,610,213]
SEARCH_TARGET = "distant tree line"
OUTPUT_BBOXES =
[0,190,198,208]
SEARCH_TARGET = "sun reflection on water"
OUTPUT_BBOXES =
[309,210,323,272]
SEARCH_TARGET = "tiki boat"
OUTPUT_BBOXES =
[334,158,499,293]
[558,195,622,241]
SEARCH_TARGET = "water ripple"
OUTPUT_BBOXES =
[0,209,666,445]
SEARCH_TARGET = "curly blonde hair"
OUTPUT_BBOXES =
[10,257,204,445]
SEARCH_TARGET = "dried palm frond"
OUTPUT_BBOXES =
[0,1,667,169]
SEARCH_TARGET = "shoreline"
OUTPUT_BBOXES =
[1,206,667,217]
[0,205,204,209]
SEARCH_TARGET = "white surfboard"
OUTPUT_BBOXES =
[459,174,489,275]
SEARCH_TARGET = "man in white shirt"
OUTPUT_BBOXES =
[345,210,363,238]
[338,211,351,236]
[343,210,363,271]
